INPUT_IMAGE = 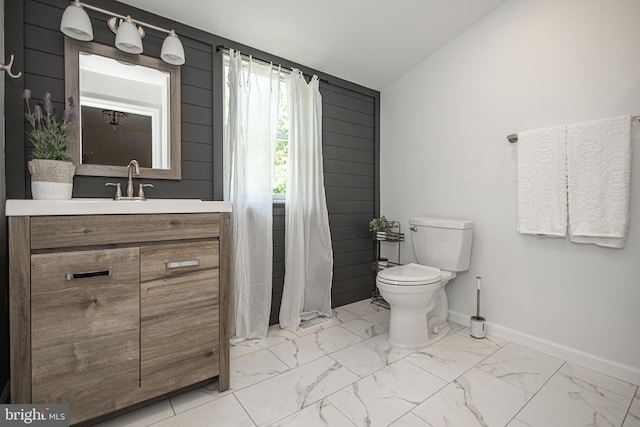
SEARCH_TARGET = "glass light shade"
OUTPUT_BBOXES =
[115,19,143,54]
[60,2,93,41]
[161,32,185,65]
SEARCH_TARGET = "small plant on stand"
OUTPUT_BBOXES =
[369,216,394,239]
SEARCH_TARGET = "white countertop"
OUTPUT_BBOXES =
[6,199,232,216]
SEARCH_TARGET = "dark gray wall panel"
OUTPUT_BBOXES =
[182,122,214,144]
[325,187,374,201]
[325,173,374,188]
[323,145,374,164]
[322,85,375,113]
[182,85,213,108]
[323,131,374,151]
[334,250,375,267]
[182,141,213,162]
[329,213,377,228]
[324,159,374,177]
[182,104,213,126]
[323,117,375,139]
[182,66,213,89]
[331,225,371,241]
[323,104,375,127]
[327,200,375,215]
[321,80,378,318]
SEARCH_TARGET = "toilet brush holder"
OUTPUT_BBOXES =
[470,315,486,339]
[470,276,486,339]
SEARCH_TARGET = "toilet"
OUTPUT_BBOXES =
[376,217,474,349]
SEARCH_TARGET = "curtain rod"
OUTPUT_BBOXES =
[507,115,640,143]
[216,44,328,83]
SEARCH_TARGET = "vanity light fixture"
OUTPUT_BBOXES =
[112,16,144,54]
[60,0,93,41]
[59,0,186,65]
[161,31,186,66]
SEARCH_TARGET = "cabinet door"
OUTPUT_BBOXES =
[31,247,140,425]
[140,241,219,395]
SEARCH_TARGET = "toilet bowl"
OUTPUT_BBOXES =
[375,217,474,349]
[377,263,454,349]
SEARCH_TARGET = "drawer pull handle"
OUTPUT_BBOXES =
[66,270,113,281]
[167,260,200,269]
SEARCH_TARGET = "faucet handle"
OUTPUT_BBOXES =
[105,182,122,200]
[138,183,153,200]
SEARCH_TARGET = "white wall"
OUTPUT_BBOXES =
[380,0,640,381]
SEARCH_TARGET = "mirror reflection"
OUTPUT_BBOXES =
[79,53,170,169]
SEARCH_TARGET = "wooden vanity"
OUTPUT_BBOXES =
[6,200,231,425]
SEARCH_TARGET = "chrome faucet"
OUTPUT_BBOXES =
[126,159,140,198]
[105,159,153,200]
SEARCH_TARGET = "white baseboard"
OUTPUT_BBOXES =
[448,310,640,385]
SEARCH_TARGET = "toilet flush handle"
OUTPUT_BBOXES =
[410,225,418,232]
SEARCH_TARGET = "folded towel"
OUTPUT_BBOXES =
[517,125,568,237]
[567,115,632,248]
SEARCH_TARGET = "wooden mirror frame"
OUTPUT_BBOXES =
[64,37,181,180]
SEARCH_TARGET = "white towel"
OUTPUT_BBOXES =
[517,125,568,237]
[567,115,632,248]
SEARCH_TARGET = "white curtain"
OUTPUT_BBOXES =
[224,50,283,341]
[279,71,333,331]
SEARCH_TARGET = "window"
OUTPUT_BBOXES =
[273,91,289,201]
[223,55,289,201]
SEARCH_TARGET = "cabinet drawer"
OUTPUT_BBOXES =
[140,241,219,395]
[31,213,220,249]
[31,247,140,424]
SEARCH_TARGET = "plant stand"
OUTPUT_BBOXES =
[371,220,404,309]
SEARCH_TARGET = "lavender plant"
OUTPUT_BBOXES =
[23,89,76,161]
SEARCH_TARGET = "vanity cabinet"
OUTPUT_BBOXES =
[8,209,230,425]
[140,241,220,395]
[31,247,141,421]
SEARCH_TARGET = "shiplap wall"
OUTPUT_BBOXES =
[5,0,379,335]
[323,84,378,307]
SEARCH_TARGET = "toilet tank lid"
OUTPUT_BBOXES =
[409,217,474,230]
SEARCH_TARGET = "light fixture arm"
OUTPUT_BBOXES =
[72,0,175,36]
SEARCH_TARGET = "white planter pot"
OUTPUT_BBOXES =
[28,159,75,200]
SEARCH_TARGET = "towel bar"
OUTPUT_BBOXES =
[507,115,640,143]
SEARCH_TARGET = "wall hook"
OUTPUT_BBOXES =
[1,55,22,79]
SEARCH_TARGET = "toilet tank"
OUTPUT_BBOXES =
[410,218,474,272]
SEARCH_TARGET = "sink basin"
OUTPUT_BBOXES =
[6,198,232,216]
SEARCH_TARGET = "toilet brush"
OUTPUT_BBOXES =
[470,276,486,339]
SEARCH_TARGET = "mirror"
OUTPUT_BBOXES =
[65,37,181,179]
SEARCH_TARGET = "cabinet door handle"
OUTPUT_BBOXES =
[66,270,113,280]
[166,260,200,269]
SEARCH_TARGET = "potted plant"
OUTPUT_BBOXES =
[23,89,76,200]
[369,215,394,239]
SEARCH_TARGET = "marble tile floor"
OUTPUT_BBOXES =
[97,299,639,427]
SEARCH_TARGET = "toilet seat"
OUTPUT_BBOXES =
[377,263,441,286]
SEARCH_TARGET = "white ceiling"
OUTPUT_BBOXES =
[117,0,507,90]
